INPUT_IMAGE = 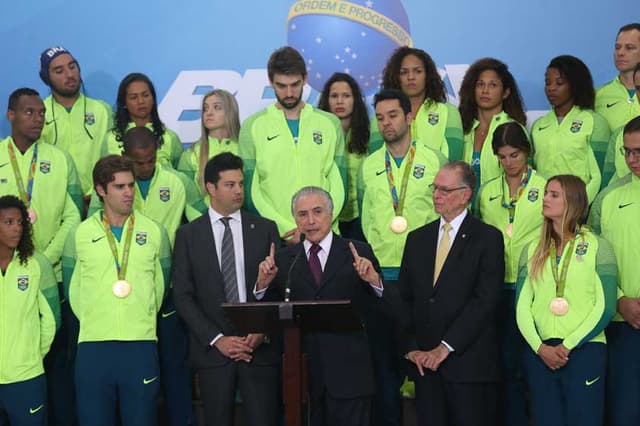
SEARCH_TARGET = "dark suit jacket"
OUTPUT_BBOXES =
[265,234,381,399]
[172,210,280,369]
[394,213,504,383]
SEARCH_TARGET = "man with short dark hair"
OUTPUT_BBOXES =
[62,155,171,426]
[239,46,346,243]
[39,46,112,203]
[589,116,640,426]
[393,161,504,426]
[596,24,640,133]
[256,186,384,426]
[358,88,446,426]
[173,152,281,426]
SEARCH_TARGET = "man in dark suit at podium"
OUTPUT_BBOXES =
[256,186,384,426]
[394,161,504,426]
[172,153,281,426]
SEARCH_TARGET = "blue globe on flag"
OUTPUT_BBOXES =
[286,0,413,95]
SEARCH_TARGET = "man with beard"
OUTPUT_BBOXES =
[239,46,346,243]
[39,46,112,208]
[358,89,445,426]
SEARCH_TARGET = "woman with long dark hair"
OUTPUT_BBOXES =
[459,58,527,189]
[102,73,183,168]
[318,72,370,240]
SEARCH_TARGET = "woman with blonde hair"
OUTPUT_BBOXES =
[178,89,240,194]
[515,175,617,426]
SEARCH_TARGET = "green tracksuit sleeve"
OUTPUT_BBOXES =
[177,149,196,182]
[238,124,259,215]
[589,112,611,175]
[586,147,602,204]
[444,103,464,161]
[333,125,348,211]
[35,252,61,357]
[62,225,78,316]
[515,243,542,352]
[176,170,206,221]
[156,225,172,308]
[564,236,617,349]
[43,191,81,272]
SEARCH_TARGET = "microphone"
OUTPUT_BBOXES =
[284,233,305,302]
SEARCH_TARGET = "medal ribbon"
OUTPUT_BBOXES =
[549,229,579,298]
[102,213,135,280]
[7,142,38,207]
[384,141,416,215]
[501,167,531,223]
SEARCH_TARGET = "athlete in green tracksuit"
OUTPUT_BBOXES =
[0,195,60,426]
[39,45,112,201]
[588,116,640,426]
[1,89,82,280]
[516,176,617,426]
[90,127,205,425]
[531,106,604,203]
[62,155,171,426]
[359,89,446,426]
[474,122,544,426]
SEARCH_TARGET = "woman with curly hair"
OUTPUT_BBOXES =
[531,55,608,202]
[102,73,183,168]
[0,195,60,426]
[318,72,370,240]
[458,58,527,189]
[375,46,463,160]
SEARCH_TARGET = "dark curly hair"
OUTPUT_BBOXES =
[113,73,165,144]
[317,73,370,155]
[382,46,447,106]
[0,195,34,265]
[458,58,527,133]
[546,55,595,110]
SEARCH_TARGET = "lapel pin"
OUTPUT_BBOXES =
[462,234,466,238]
[250,224,255,229]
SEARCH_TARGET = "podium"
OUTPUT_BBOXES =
[223,300,362,426]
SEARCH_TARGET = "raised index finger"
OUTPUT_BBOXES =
[269,242,275,259]
[348,241,360,260]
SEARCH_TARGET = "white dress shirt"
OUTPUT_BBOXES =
[209,207,246,345]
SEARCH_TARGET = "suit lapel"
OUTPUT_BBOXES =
[241,211,258,297]
[194,214,222,276]
[320,233,348,287]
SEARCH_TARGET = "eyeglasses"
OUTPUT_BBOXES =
[620,147,640,159]
[429,184,469,194]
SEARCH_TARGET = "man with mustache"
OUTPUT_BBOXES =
[239,46,347,244]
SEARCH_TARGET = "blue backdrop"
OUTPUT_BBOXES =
[0,0,634,142]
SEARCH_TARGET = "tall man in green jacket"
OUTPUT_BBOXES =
[39,46,112,206]
[589,116,640,426]
[239,46,347,242]
[63,155,171,426]
[1,87,82,426]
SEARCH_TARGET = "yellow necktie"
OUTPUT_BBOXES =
[434,223,452,285]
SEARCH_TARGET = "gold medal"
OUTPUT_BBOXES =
[28,208,37,224]
[505,223,513,238]
[549,297,569,316]
[390,216,408,234]
[112,280,132,298]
